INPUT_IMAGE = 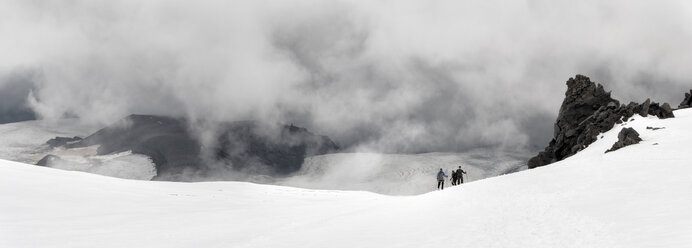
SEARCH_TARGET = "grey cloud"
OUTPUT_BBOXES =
[1,0,691,154]
[0,69,37,124]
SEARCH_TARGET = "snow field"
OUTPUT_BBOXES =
[0,119,524,187]
[0,119,96,163]
[0,119,156,180]
[1,109,691,247]
[282,150,527,195]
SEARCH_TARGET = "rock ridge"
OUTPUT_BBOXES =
[528,75,674,168]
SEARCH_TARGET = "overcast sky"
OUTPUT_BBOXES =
[1,0,691,153]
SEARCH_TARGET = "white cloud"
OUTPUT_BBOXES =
[1,0,691,152]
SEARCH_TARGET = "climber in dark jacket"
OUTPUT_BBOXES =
[451,169,458,186]
[456,166,467,185]
[436,168,448,190]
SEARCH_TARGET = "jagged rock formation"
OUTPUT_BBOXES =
[606,127,642,153]
[528,75,674,168]
[679,90,692,109]
[638,99,675,119]
[42,114,339,180]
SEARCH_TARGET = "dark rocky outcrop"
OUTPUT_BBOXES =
[678,90,692,109]
[65,115,201,179]
[528,75,674,168]
[36,154,64,167]
[214,122,338,175]
[606,127,642,153]
[46,136,82,148]
[52,114,339,181]
[639,101,675,119]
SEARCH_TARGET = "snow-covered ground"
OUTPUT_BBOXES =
[0,119,527,192]
[281,150,527,195]
[45,149,157,180]
[2,109,692,247]
[0,119,96,164]
[0,119,156,180]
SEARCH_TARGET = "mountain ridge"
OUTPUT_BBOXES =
[528,75,676,168]
[41,114,339,180]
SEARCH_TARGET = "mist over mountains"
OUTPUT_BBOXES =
[2,0,692,153]
[40,114,339,181]
[0,71,36,124]
[3,1,692,246]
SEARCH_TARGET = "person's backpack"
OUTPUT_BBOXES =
[437,171,444,180]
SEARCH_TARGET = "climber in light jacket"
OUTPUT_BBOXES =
[436,168,448,190]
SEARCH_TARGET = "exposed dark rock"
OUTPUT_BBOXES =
[678,90,692,109]
[606,127,642,153]
[66,115,201,180]
[646,126,665,131]
[214,122,338,175]
[647,101,675,119]
[36,155,63,167]
[661,103,674,117]
[46,136,82,148]
[528,75,675,168]
[639,99,651,117]
[59,114,339,181]
[528,75,619,168]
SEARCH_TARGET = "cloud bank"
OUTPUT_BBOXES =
[1,0,691,153]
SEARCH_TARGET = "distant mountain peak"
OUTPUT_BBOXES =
[43,114,339,180]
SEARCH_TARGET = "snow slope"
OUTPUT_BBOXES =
[281,150,527,195]
[0,119,96,164]
[0,119,156,180]
[0,119,527,191]
[45,149,157,180]
[2,109,692,247]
